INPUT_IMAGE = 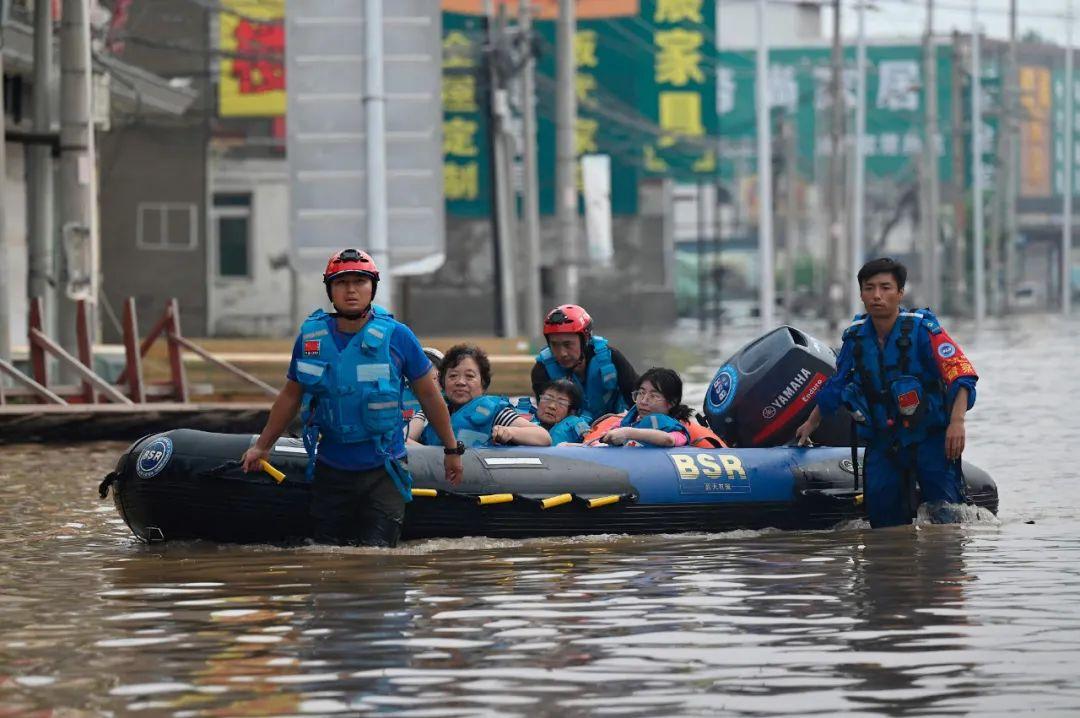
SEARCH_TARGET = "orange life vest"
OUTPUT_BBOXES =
[682,418,727,448]
[582,412,727,448]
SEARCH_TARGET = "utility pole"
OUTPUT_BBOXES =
[364,0,392,310]
[852,0,867,318]
[519,0,543,338]
[826,0,844,330]
[949,29,968,315]
[922,0,941,310]
[783,117,799,323]
[1004,0,1019,313]
[485,2,518,337]
[1064,0,1074,317]
[28,0,54,332]
[58,0,99,371]
[756,0,775,331]
[971,6,986,326]
[554,0,579,305]
[0,0,9,362]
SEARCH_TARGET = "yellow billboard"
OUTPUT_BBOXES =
[219,0,286,117]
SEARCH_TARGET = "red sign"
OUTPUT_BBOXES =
[303,340,321,356]
[231,20,285,95]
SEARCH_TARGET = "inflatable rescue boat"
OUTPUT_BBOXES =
[100,325,999,543]
[100,429,998,543]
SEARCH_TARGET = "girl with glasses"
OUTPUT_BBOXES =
[580,368,727,448]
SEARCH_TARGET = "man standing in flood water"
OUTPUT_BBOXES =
[794,258,979,527]
[240,249,464,546]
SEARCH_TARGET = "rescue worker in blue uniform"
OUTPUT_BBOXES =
[524,379,591,445]
[407,343,552,448]
[531,304,638,423]
[240,249,464,547]
[794,257,978,528]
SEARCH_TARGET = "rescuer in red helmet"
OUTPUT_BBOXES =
[531,304,638,422]
[240,248,463,547]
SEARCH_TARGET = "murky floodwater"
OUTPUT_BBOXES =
[3,316,1080,717]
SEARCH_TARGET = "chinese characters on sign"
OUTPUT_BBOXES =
[644,0,717,176]
[442,15,490,215]
[219,0,286,117]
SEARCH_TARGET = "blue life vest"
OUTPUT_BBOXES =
[293,306,412,499]
[420,394,513,448]
[536,336,625,421]
[543,415,591,444]
[841,309,949,448]
[618,406,691,443]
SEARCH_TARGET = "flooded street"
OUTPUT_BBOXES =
[3,317,1080,717]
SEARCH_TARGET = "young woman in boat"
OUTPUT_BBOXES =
[407,343,551,448]
[582,368,727,448]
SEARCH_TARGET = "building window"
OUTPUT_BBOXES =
[213,192,252,278]
[136,202,198,250]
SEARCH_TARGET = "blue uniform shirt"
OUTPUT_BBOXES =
[287,317,432,471]
[817,314,978,418]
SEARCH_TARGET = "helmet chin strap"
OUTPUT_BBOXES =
[332,304,371,321]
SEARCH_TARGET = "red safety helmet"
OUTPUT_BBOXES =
[323,248,379,300]
[543,304,593,339]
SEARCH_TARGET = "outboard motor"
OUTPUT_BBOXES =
[703,325,850,447]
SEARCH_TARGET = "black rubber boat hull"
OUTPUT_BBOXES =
[102,429,999,543]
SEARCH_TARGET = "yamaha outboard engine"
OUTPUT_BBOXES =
[703,325,850,447]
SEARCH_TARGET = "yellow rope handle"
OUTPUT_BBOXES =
[259,459,285,484]
[540,493,573,509]
[411,488,438,498]
[587,495,622,509]
[477,493,515,505]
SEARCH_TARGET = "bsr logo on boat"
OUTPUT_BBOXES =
[761,368,815,421]
[136,437,174,479]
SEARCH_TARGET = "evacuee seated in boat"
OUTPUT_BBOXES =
[407,343,551,448]
[582,368,727,448]
[531,379,591,445]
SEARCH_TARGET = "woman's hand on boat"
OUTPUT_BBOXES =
[444,454,463,486]
[491,425,514,445]
[241,446,270,473]
[601,428,632,446]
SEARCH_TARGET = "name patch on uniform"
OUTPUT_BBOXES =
[356,363,391,382]
[303,339,321,356]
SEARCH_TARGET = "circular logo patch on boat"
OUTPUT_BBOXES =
[762,405,777,420]
[937,342,956,359]
[136,437,174,479]
[840,458,862,474]
[707,365,738,413]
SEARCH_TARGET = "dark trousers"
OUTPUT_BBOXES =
[310,461,406,547]
[865,432,965,528]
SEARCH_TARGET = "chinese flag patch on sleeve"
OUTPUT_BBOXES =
[303,339,321,356]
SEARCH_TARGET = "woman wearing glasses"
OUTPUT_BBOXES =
[576,368,690,447]
[407,343,551,448]
[583,368,727,448]
[531,379,591,445]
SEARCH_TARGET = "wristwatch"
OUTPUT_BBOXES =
[444,441,466,456]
